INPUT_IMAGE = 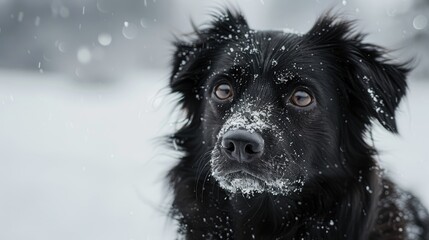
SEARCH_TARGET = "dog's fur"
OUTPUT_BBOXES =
[167,9,429,239]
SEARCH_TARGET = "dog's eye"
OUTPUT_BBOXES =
[213,83,234,101]
[290,89,313,107]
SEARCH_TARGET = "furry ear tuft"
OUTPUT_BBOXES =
[346,44,410,132]
[169,8,248,116]
[308,14,410,133]
[205,8,248,38]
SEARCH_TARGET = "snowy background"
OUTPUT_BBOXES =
[0,0,428,239]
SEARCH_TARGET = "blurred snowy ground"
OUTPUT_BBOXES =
[0,69,428,239]
[0,70,178,239]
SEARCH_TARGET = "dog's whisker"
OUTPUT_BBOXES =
[199,165,213,203]
[194,150,213,200]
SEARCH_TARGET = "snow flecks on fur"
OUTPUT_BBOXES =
[361,75,395,128]
[364,75,385,111]
[216,102,275,138]
[379,185,429,240]
[275,70,299,84]
[394,192,426,239]
[271,59,278,67]
[211,145,305,197]
[214,171,305,197]
[210,101,305,197]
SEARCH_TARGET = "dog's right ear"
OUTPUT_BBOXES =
[169,8,249,118]
[169,41,205,118]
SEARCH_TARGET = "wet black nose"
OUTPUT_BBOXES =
[221,129,264,162]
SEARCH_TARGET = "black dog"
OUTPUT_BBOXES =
[167,9,429,239]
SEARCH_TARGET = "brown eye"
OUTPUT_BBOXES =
[213,83,233,101]
[290,89,313,107]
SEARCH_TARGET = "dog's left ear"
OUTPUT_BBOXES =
[344,40,409,133]
[308,15,411,133]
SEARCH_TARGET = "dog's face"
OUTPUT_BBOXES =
[170,10,408,196]
[201,31,342,196]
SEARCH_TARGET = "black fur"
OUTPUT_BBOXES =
[167,9,429,240]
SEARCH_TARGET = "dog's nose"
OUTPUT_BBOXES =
[221,129,264,162]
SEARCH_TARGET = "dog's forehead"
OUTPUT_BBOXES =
[209,30,307,84]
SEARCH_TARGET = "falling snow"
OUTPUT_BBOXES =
[98,33,112,46]
[77,47,91,64]
[0,1,428,238]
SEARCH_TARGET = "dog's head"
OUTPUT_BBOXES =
[170,9,409,196]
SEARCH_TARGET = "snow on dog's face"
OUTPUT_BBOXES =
[170,10,407,197]
[193,30,343,197]
[201,53,340,196]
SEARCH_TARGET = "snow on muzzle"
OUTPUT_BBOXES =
[216,103,275,137]
[216,103,274,163]
[209,103,305,196]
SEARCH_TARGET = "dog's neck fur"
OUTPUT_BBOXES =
[226,166,381,239]
[170,138,383,239]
